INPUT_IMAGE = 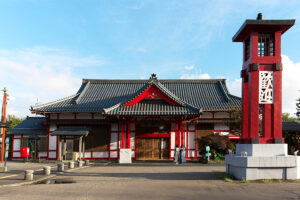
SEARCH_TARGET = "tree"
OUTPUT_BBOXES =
[296,98,300,119]
[282,112,297,122]
[6,115,25,131]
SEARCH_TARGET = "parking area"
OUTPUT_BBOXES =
[0,163,300,200]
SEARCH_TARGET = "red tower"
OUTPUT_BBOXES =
[233,14,295,144]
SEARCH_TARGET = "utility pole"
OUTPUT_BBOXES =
[1,88,7,163]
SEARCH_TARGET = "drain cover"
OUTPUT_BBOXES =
[36,179,76,184]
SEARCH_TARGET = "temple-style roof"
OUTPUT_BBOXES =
[282,121,300,132]
[233,14,295,42]
[7,117,47,135]
[31,75,241,116]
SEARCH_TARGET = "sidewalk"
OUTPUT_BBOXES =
[0,161,57,186]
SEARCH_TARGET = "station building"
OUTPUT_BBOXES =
[8,74,241,161]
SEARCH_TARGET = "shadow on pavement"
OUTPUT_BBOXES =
[61,171,219,180]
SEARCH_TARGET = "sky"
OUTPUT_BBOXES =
[0,0,299,118]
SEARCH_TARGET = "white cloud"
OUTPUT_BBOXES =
[228,78,241,97]
[184,65,195,70]
[180,73,210,79]
[282,55,300,116]
[0,47,105,117]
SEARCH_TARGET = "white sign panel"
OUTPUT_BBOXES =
[259,71,274,104]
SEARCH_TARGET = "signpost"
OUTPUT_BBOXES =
[205,146,211,161]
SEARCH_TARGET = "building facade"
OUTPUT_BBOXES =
[9,74,241,161]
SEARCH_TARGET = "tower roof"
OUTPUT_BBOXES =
[233,14,295,42]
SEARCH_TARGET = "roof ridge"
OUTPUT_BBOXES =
[82,78,227,84]
[31,94,78,111]
[72,81,90,104]
[218,81,230,102]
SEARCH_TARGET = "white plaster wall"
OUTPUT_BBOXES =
[200,112,213,118]
[50,114,57,119]
[110,133,118,150]
[93,152,109,158]
[170,132,175,149]
[188,132,195,149]
[214,112,230,119]
[130,132,135,149]
[13,152,21,157]
[188,150,196,158]
[48,152,56,158]
[13,139,21,151]
[59,113,75,119]
[49,135,57,150]
[76,113,92,119]
[84,152,91,158]
[38,152,47,157]
[110,151,118,158]
[214,123,229,130]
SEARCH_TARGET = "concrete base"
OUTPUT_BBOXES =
[119,149,132,164]
[225,144,300,180]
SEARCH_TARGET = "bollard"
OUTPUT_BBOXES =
[85,160,89,166]
[43,166,51,176]
[57,163,64,172]
[68,161,74,169]
[78,161,83,167]
[24,170,34,181]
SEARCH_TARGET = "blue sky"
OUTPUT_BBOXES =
[0,0,299,117]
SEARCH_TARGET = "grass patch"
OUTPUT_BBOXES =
[241,179,249,183]
[208,158,225,164]
[213,172,234,182]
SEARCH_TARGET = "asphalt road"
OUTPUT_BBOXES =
[0,164,300,200]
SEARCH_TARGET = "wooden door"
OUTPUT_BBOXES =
[136,138,170,160]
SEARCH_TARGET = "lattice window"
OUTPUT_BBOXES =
[245,37,250,61]
[259,71,274,104]
[258,33,274,56]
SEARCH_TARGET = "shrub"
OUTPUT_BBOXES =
[198,135,234,159]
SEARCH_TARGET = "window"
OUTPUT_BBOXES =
[258,33,274,56]
[245,37,250,61]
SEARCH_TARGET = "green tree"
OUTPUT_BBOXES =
[5,115,25,131]
[282,113,297,122]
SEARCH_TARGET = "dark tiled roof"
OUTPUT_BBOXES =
[51,126,89,136]
[31,77,241,116]
[7,117,47,135]
[0,122,10,128]
[282,121,300,132]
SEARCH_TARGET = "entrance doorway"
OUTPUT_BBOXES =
[65,139,73,160]
[136,137,169,160]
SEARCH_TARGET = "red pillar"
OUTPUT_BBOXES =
[272,70,282,139]
[241,77,249,141]
[180,122,184,147]
[262,104,272,140]
[121,121,125,149]
[126,121,131,149]
[248,70,259,140]
[1,88,7,163]
[175,123,178,147]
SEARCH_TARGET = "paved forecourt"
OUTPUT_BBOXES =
[0,163,300,200]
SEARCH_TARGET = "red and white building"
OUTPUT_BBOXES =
[8,75,241,161]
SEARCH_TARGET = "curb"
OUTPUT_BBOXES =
[0,165,90,188]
